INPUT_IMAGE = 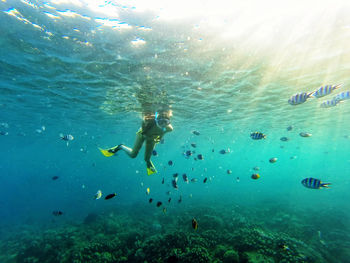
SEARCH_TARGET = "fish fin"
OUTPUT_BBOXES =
[147,161,157,175]
[99,146,118,157]
[321,183,331,188]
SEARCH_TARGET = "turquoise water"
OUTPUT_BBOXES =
[1,1,350,262]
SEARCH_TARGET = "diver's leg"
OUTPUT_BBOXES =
[144,139,156,168]
[120,132,144,158]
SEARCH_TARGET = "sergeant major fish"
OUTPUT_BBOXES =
[288,91,315,105]
[320,99,339,108]
[60,133,74,146]
[312,84,341,98]
[333,91,350,102]
[60,133,74,141]
[250,132,266,140]
[301,177,331,189]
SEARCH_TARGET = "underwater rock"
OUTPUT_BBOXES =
[223,249,239,263]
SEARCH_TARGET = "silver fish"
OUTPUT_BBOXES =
[312,84,341,98]
[300,132,312,137]
[288,92,314,105]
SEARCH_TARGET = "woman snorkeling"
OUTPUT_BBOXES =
[99,110,173,175]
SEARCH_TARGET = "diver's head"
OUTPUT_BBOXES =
[155,110,172,130]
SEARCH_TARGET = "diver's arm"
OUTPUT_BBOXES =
[164,124,173,133]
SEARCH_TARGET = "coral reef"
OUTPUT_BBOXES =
[0,205,347,263]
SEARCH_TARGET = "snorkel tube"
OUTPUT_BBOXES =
[155,111,167,132]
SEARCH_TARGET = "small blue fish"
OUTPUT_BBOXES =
[182,173,189,183]
[333,91,350,102]
[152,150,158,156]
[184,150,192,157]
[172,178,178,189]
[288,92,314,105]
[312,84,341,98]
[52,211,63,216]
[320,99,339,108]
[250,132,266,140]
[301,177,331,189]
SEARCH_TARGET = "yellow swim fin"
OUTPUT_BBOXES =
[147,161,157,175]
[99,145,121,157]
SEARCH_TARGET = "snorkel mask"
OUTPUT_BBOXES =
[155,111,170,131]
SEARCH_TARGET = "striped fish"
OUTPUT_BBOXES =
[320,99,339,108]
[312,84,341,98]
[60,134,74,141]
[301,177,331,189]
[250,132,266,140]
[288,92,314,105]
[333,91,350,102]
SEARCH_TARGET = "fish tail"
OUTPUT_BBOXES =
[321,183,331,188]
[334,84,342,89]
[308,90,316,98]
